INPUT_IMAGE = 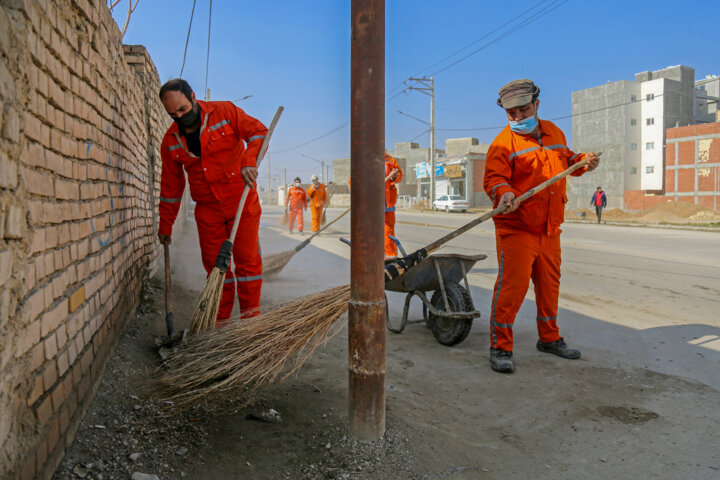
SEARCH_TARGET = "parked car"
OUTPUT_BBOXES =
[433,195,468,212]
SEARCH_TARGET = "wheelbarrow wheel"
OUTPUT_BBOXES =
[428,282,473,346]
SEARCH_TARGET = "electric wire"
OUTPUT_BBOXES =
[179,0,197,77]
[204,0,213,97]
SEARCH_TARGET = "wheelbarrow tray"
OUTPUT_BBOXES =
[385,253,487,293]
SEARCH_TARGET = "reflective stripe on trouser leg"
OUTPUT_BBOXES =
[489,230,537,351]
[384,211,397,258]
[532,233,562,344]
[311,206,323,232]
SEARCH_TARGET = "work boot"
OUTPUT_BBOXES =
[536,337,581,359]
[490,348,514,373]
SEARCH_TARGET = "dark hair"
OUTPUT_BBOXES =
[294,177,301,182]
[159,78,194,103]
[597,186,602,190]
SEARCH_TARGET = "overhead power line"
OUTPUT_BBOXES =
[179,0,197,77]
[269,123,349,154]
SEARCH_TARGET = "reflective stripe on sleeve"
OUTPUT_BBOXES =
[508,146,539,160]
[491,183,510,203]
[160,197,182,203]
[544,144,568,151]
[247,135,265,143]
[168,144,183,151]
[210,120,230,131]
[570,153,581,162]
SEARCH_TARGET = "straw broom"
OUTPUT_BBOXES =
[262,206,350,276]
[157,157,593,407]
[188,106,284,335]
[320,184,335,226]
[279,205,288,226]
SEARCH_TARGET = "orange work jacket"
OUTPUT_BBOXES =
[286,186,308,209]
[158,100,268,236]
[483,120,587,235]
[307,183,328,208]
[384,153,402,212]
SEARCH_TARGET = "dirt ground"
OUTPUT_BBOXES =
[53,213,720,480]
[565,200,720,225]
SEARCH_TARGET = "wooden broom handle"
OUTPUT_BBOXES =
[164,242,171,314]
[229,106,284,241]
[423,156,595,254]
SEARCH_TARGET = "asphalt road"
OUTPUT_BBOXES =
[261,206,720,391]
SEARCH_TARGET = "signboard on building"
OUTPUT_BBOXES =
[416,162,444,178]
[444,164,463,178]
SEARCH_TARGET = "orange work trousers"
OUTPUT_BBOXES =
[311,206,323,232]
[384,211,397,258]
[194,190,262,324]
[489,229,562,352]
[288,207,305,232]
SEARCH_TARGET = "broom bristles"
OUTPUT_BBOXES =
[152,285,351,410]
[279,210,288,226]
[262,250,297,277]
[188,268,225,335]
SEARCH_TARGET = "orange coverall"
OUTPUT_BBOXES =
[483,120,587,352]
[307,182,328,232]
[384,154,402,258]
[285,186,308,232]
[159,100,267,322]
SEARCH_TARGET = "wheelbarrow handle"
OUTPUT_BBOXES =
[339,237,352,247]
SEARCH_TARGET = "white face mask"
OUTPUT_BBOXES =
[295,182,300,187]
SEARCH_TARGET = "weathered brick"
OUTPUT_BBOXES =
[22,166,55,197]
[41,299,67,336]
[21,287,46,325]
[44,333,58,361]
[50,378,67,413]
[0,151,18,189]
[42,360,58,392]
[30,342,45,372]
[55,178,79,200]
[16,319,41,359]
[0,249,11,286]
[4,204,25,238]
[27,374,44,406]
[2,105,20,143]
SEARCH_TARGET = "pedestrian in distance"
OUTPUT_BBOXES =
[285,177,308,234]
[483,79,600,373]
[157,79,267,325]
[590,186,607,224]
[307,174,328,233]
[383,153,402,258]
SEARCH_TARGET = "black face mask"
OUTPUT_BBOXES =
[175,103,200,129]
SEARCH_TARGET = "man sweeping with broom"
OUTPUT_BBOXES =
[157,79,267,325]
[307,174,328,233]
[484,79,600,373]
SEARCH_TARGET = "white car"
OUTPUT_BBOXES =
[433,195,468,212]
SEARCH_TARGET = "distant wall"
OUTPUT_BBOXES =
[0,1,184,478]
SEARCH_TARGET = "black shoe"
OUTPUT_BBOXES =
[490,348,515,373]
[536,337,581,359]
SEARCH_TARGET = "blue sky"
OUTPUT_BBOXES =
[114,0,720,187]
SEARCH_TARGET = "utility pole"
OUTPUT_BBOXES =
[283,168,287,200]
[405,76,435,206]
[301,154,325,183]
[267,154,271,206]
[205,88,210,101]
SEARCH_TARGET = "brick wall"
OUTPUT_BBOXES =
[0,1,186,478]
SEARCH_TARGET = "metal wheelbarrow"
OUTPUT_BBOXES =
[340,236,487,346]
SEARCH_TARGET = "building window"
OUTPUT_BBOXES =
[630,118,637,126]
[646,117,655,125]
[646,93,655,101]
[630,167,637,174]
[631,94,637,102]
[631,143,637,150]
[646,166,654,174]
[646,142,654,150]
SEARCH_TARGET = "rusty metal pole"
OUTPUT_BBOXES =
[349,0,385,441]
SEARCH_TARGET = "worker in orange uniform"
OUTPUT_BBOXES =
[307,174,328,232]
[157,79,267,324]
[384,153,402,258]
[285,177,308,234]
[483,79,600,373]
